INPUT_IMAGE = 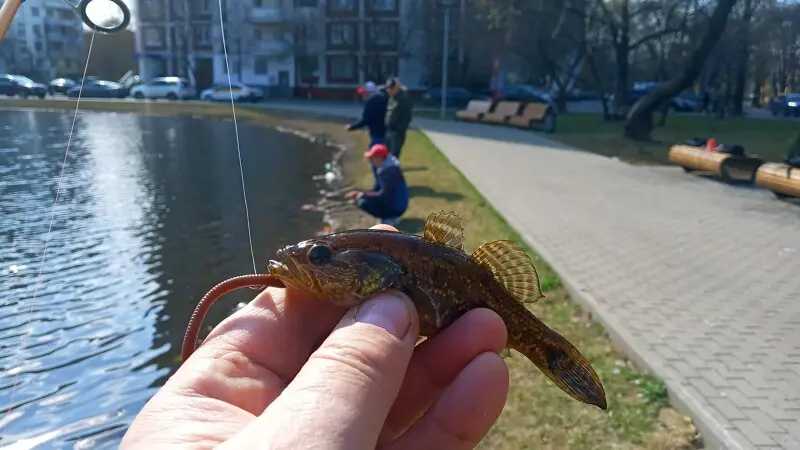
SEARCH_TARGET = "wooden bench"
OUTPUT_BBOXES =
[480,101,521,124]
[668,144,764,183]
[508,102,557,133]
[455,100,492,122]
[755,162,800,199]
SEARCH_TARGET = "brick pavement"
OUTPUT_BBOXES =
[259,102,800,449]
[418,119,800,450]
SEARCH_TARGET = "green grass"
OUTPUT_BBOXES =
[416,108,797,166]
[336,129,700,449]
[3,98,701,449]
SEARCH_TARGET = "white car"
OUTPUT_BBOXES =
[200,83,264,103]
[129,77,196,100]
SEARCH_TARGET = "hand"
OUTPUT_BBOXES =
[344,124,353,131]
[121,224,509,449]
[345,190,360,200]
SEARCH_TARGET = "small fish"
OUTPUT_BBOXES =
[184,211,607,410]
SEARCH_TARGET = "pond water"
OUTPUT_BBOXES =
[0,109,334,448]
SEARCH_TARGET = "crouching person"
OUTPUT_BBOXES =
[345,143,409,226]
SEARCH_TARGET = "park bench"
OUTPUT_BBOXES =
[668,143,764,183]
[755,162,800,199]
[455,100,492,122]
[508,102,557,133]
[480,101,522,124]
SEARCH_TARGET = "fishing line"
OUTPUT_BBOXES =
[0,30,98,431]
[218,0,257,275]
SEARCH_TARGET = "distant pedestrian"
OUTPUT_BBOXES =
[701,90,710,115]
[346,81,388,185]
[384,77,413,158]
[345,143,409,227]
[345,81,388,146]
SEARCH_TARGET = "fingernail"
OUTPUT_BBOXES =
[356,293,411,339]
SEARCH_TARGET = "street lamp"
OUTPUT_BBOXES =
[440,0,454,119]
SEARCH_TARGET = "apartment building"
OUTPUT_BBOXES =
[293,0,429,99]
[1,0,83,79]
[134,0,464,97]
[135,0,294,92]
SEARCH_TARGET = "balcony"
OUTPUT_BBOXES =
[249,6,285,23]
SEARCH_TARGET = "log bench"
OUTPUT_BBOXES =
[668,144,764,183]
[507,102,557,133]
[755,162,800,199]
[480,101,522,125]
[455,100,492,122]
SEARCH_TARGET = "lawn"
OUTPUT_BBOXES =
[416,108,798,166]
[335,129,700,450]
[1,98,701,449]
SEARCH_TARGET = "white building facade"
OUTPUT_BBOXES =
[0,0,83,79]
[135,0,294,95]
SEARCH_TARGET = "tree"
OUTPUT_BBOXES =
[290,5,322,96]
[222,0,253,81]
[624,0,739,140]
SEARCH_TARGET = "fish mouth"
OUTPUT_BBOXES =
[267,248,291,276]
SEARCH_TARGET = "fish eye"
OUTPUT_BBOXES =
[307,244,333,265]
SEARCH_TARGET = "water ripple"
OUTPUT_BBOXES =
[0,109,331,447]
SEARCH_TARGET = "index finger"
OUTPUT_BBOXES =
[170,224,399,410]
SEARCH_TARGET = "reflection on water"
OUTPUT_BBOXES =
[0,109,332,448]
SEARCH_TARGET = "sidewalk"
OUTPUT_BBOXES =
[260,102,800,449]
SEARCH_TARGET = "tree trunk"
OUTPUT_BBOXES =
[612,0,630,119]
[731,0,753,116]
[624,0,739,140]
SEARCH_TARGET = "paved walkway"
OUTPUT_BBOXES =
[260,102,800,449]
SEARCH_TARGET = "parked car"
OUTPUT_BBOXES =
[422,87,489,109]
[608,86,700,112]
[66,80,128,98]
[0,74,47,98]
[493,85,553,104]
[49,78,76,95]
[769,93,800,117]
[129,77,196,100]
[200,82,264,102]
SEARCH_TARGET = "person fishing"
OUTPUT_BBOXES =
[345,143,409,226]
[346,81,389,184]
[384,77,413,158]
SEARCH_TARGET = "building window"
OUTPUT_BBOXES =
[366,21,397,48]
[199,0,210,13]
[254,56,269,74]
[327,22,356,47]
[253,0,262,6]
[364,56,397,82]
[195,25,211,45]
[369,0,396,11]
[296,0,316,6]
[330,0,356,10]
[31,7,39,16]
[34,41,42,51]
[327,55,357,82]
[143,27,163,47]
[296,55,319,82]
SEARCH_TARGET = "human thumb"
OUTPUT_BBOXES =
[222,291,419,450]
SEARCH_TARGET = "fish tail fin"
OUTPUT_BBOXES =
[511,321,608,410]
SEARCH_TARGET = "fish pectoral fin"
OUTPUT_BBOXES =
[516,328,607,410]
[355,252,406,297]
[470,240,544,304]
[404,283,443,334]
[423,210,465,252]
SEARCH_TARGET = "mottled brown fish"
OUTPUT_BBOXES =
[182,211,607,410]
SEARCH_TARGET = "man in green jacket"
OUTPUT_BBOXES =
[384,77,413,158]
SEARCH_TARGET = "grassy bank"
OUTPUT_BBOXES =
[3,99,700,449]
[417,109,797,166]
[341,130,700,450]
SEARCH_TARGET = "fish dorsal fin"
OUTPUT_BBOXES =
[470,240,544,303]
[423,211,465,252]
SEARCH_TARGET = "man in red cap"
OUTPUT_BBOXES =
[345,143,409,226]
